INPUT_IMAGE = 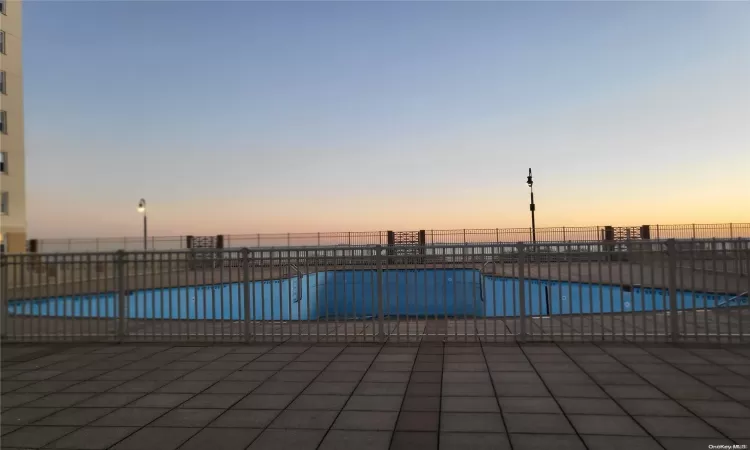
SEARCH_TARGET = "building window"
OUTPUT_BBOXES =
[0,71,5,94]
[0,110,6,133]
[0,31,5,54]
[0,0,5,15]
[0,191,8,215]
[0,151,6,173]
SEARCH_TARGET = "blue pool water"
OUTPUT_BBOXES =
[7,269,748,320]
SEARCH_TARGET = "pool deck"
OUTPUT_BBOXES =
[3,340,750,449]
[4,309,750,344]
[6,262,748,299]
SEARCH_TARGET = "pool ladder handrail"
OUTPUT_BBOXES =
[716,291,749,308]
[481,260,499,275]
[478,261,500,303]
[288,264,303,303]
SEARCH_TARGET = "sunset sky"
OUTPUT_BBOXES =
[23,1,750,238]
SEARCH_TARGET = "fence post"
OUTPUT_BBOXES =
[256,233,261,247]
[287,233,291,247]
[116,250,128,341]
[242,248,252,343]
[375,245,384,343]
[666,239,680,342]
[729,223,734,239]
[496,228,499,243]
[517,243,527,342]
[0,254,8,339]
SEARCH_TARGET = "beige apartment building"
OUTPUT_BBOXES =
[0,0,27,253]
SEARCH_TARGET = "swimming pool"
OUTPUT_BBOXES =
[7,269,747,320]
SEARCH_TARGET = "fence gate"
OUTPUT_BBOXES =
[186,235,224,269]
[386,230,426,264]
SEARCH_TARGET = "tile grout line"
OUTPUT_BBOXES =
[477,341,516,450]
[166,342,345,450]
[386,344,416,449]
[3,343,123,389]
[684,346,750,384]
[436,341,444,450]
[314,342,388,450]
[5,344,223,447]
[515,344,590,450]
[94,344,290,449]
[49,342,282,449]
[635,343,748,440]
[3,344,184,423]
[90,343,280,449]
[554,343,668,449]
[387,341,440,449]
[598,343,738,444]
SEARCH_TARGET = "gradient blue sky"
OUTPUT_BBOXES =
[23,1,750,238]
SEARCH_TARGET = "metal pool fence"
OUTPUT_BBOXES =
[1,240,748,344]
[27,223,750,253]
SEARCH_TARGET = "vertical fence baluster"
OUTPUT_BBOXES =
[116,251,127,341]
[376,245,384,342]
[242,248,251,343]
[667,240,679,341]
[517,243,526,342]
[0,254,7,340]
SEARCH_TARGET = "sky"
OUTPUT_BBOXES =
[20,1,750,238]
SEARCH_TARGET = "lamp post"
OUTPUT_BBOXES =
[526,168,536,244]
[137,199,147,251]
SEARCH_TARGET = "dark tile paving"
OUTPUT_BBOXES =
[179,425,261,449]
[511,433,585,450]
[90,407,169,427]
[319,430,392,450]
[504,412,575,434]
[440,432,512,450]
[111,426,199,450]
[440,412,505,433]
[1,425,78,448]
[269,409,339,429]
[390,431,438,450]
[48,426,139,449]
[2,341,750,449]
[583,435,664,450]
[209,409,280,428]
[36,407,115,426]
[247,429,326,450]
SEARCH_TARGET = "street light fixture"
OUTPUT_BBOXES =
[137,199,147,251]
[527,168,536,244]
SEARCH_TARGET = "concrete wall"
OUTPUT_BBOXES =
[0,0,27,253]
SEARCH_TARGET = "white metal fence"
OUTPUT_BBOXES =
[1,240,748,343]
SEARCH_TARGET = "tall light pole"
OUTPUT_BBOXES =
[137,199,147,251]
[527,168,536,244]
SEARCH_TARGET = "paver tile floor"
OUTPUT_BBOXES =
[2,341,750,449]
